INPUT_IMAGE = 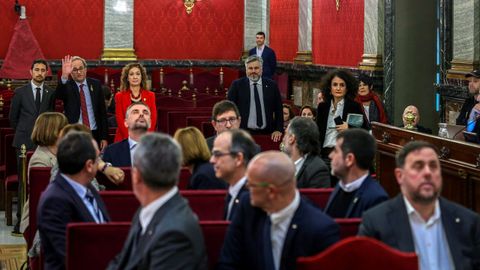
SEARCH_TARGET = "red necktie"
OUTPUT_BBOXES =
[79,84,90,128]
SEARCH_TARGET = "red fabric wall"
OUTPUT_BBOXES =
[312,0,364,67]
[0,0,103,60]
[270,0,299,62]
[134,0,244,60]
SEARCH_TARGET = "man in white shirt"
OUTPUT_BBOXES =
[359,140,480,270]
[218,151,339,270]
[108,133,207,270]
[210,129,259,220]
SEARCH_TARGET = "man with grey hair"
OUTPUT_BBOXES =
[56,55,109,149]
[108,133,208,270]
[227,55,283,142]
[282,116,330,188]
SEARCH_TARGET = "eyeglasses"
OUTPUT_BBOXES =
[215,117,238,125]
[245,180,270,189]
[211,150,238,158]
[72,67,85,73]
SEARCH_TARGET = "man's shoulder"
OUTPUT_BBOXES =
[362,195,399,219]
[360,176,388,196]
[440,197,480,220]
[105,139,129,151]
[305,154,327,167]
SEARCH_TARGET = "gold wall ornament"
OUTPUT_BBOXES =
[184,0,196,14]
[335,0,340,11]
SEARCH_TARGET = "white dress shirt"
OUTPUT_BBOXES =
[256,45,265,57]
[128,137,138,165]
[139,186,178,234]
[338,173,368,192]
[247,79,266,129]
[293,155,307,177]
[30,80,44,102]
[227,177,247,219]
[323,99,345,148]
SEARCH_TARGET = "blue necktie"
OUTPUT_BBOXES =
[85,189,103,223]
[253,83,263,128]
[224,193,232,220]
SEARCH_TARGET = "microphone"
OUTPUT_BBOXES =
[453,114,480,139]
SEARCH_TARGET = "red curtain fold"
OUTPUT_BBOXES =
[270,0,299,62]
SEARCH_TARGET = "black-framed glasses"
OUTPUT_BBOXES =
[215,117,238,125]
[72,67,85,73]
[211,150,238,158]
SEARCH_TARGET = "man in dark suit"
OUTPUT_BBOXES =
[456,70,480,140]
[108,133,207,270]
[56,55,108,149]
[38,132,110,270]
[324,129,388,218]
[248,31,277,79]
[228,55,283,142]
[210,129,259,220]
[359,141,480,269]
[9,59,56,233]
[282,116,330,188]
[102,102,151,167]
[218,151,339,270]
[206,100,241,151]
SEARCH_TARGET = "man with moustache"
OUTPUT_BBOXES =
[228,55,283,142]
[456,70,480,140]
[9,59,56,233]
[103,102,151,167]
[56,55,108,149]
[359,141,480,270]
[248,31,277,79]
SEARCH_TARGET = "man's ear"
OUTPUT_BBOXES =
[211,120,217,131]
[235,152,245,167]
[131,166,142,185]
[345,153,355,167]
[394,168,403,185]
[124,119,129,129]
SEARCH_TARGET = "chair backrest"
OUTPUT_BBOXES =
[4,133,17,176]
[100,191,140,222]
[28,167,52,249]
[0,127,14,166]
[66,222,131,270]
[299,188,334,209]
[178,168,192,190]
[95,167,132,190]
[200,220,230,269]
[334,218,362,239]
[296,237,419,270]
[181,190,227,220]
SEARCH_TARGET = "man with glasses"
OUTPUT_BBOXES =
[206,100,241,151]
[210,129,259,220]
[56,55,109,149]
[218,151,339,270]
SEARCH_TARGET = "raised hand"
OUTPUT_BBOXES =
[61,55,73,80]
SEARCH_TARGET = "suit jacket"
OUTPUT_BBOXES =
[456,96,480,138]
[218,193,340,270]
[102,139,131,167]
[114,90,157,142]
[225,183,249,221]
[55,77,108,141]
[228,77,283,134]
[206,135,215,151]
[249,46,277,78]
[359,195,480,269]
[296,154,330,188]
[29,146,57,168]
[316,97,369,148]
[324,175,388,218]
[9,83,55,149]
[37,174,111,270]
[107,192,208,270]
[189,161,228,190]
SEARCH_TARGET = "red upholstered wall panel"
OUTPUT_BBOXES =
[134,0,244,60]
[270,0,299,62]
[0,0,103,60]
[312,0,364,67]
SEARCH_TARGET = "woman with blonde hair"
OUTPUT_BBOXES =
[174,127,227,190]
[114,63,157,142]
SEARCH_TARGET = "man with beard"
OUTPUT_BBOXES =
[359,141,480,270]
[102,102,151,167]
[456,70,480,141]
[9,59,56,233]
[227,55,283,142]
[248,31,277,79]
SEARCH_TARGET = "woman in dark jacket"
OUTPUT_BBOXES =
[355,74,388,124]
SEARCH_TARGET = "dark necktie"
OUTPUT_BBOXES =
[79,84,90,128]
[35,87,41,112]
[85,189,102,223]
[263,217,275,270]
[224,193,232,220]
[253,83,263,128]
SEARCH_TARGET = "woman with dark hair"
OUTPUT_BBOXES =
[300,105,316,120]
[114,63,157,142]
[282,103,295,130]
[316,69,368,164]
[355,74,388,124]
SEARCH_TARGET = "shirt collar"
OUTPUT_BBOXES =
[293,154,307,174]
[229,176,247,198]
[257,44,265,51]
[338,173,369,192]
[61,173,88,198]
[31,80,44,90]
[403,196,441,226]
[249,78,263,86]
[270,190,300,225]
[128,137,138,149]
[139,186,178,232]
[75,80,88,88]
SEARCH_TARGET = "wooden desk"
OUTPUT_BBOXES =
[371,122,480,213]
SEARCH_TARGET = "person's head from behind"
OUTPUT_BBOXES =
[329,129,376,180]
[58,124,92,142]
[124,102,151,133]
[103,85,113,108]
[132,133,182,205]
[402,105,420,127]
[320,69,358,102]
[245,55,263,82]
[357,74,374,97]
[211,100,241,135]
[210,129,258,183]
[30,59,49,84]
[120,62,148,91]
[174,126,211,167]
[395,141,442,205]
[255,31,266,47]
[246,151,296,213]
[31,112,68,147]
[282,116,320,157]
[57,132,99,179]
[283,104,294,123]
[300,105,316,120]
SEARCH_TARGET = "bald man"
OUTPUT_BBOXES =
[217,151,339,270]
[401,105,432,134]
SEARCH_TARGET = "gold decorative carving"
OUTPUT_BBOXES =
[294,51,313,65]
[447,59,479,80]
[359,54,383,71]
[101,48,137,61]
[184,0,196,14]
[457,169,468,179]
[382,132,390,143]
[335,0,340,11]
[439,146,450,160]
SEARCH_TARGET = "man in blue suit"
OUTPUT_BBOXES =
[102,102,151,167]
[218,151,339,270]
[324,129,388,218]
[38,132,110,270]
[249,31,277,79]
